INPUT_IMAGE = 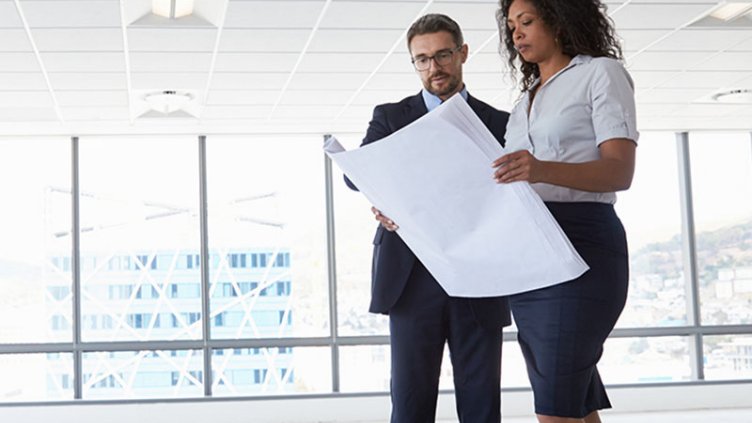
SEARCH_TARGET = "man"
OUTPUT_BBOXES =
[345,14,512,423]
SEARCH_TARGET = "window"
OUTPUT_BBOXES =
[689,133,752,325]
[615,132,687,327]
[79,136,201,342]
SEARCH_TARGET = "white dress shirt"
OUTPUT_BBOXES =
[503,55,639,204]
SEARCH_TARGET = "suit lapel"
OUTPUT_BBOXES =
[466,94,489,124]
[401,92,428,127]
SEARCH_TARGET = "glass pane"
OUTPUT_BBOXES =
[599,336,691,384]
[338,344,460,393]
[690,133,752,325]
[207,136,328,339]
[339,345,389,392]
[212,346,331,395]
[615,132,687,328]
[78,136,201,341]
[82,349,203,399]
[501,340,531,389]
[0,353,74,402]
[0,139,71,344]
[333,134,390,336]
[705,334,752,380]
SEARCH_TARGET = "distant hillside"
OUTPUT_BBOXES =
[630,219,752,278]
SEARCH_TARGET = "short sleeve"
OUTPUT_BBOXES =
[590,58,639,146]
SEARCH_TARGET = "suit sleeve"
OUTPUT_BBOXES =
[488,109,510,148]
[344,105,391,191]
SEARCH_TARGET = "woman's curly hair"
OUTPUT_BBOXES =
[497,0,623,91]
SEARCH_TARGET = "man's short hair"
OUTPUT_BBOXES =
[406,14,464,51]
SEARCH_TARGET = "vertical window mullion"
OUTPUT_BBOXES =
[71,136,83,399]
[198,135,213,396]
[676,131,704,380]
[324,135,340,393]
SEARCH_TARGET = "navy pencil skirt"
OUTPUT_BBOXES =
[509,202,629,418]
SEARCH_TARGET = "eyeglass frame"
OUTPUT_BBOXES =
[410,45,463,71]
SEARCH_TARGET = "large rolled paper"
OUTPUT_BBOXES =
[325,94,588,297]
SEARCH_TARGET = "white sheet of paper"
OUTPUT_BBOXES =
[324,94,588,297]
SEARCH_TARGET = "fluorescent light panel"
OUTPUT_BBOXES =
[710,2,752,21]
[153,0,194,19]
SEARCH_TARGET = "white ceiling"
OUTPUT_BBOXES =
[0,0,751,136]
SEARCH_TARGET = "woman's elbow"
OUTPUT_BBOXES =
[611,173,634,191]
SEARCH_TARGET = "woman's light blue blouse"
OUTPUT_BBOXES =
[503,55,639,204]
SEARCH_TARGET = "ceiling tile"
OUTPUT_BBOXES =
[0,2,22,28]
[464,72,513,91]
[693,52,752,71]
[308,29,402,53]
[49,72,127,90]
[465,52,505,73]
[206,89,280,106]
[626,51,713,71]
[279,90,352,106]
[0,52,41,72]
[650,29,752,52]
[617,29,673,52]
[132,73,209,90]
[199,105,272,120]
[0,90,53,107]
[56,90,129,106]
[287,72,370,90]
[611,4,715,30]
[61,106,130,121]
[426,1,501,31]
[223,1,325,29]
[219,29,309,52]
[210,72,288,90]
[0,72,48,90]
[653,71,752,89]
[20,1,122,28]
[41,52,125,72]
[213,53,298,72]
[366,72,422,91]
[33,28,123,51]
[636,87,714,103]
[319,1,425,29]
[0,107,58,121]
[729,36,752,52]
[270,105,342,120]
[129,52,213,72]
[670,103,750,118]
[128,28,217,52]
[298,52,386,73]
[0,29,31,51]
[626,70,678,88]
[352,88,419,106]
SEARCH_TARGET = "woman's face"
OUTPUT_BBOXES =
[506,0,560,64]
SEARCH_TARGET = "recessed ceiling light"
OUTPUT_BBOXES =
[143,90,194,114]
[710,3,752,21]
[711,89,752,104]
[153,0,194,19]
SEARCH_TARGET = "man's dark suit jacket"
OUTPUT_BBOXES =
[347,91,512,328]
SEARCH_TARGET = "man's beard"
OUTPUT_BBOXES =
[425,72,460,98]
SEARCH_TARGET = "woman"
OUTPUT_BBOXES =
[493,0,638,422]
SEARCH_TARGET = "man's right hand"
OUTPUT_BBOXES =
[371,207,399,232]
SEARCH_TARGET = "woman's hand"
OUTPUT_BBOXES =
[492,150,544,183]
[491,139,636,192]
[372,207,399,231]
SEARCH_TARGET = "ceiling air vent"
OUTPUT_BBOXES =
[711,89,752,104]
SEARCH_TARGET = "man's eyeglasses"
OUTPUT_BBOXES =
[411,46,462,71]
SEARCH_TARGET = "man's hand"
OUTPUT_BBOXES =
[372,207,399,231]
